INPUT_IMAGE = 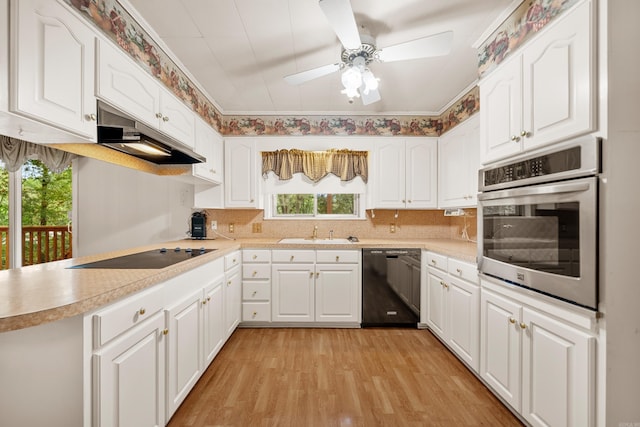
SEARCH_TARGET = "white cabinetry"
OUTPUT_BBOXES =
[315,250,360,323]
[272,249,361,324]
[438,114,480,208]
[92,286,167,427]
[10,0,97,140]
[223,251,242,337]
[225,138,259,208]
[424,252,479,372]
[96,39,195,148]
[480,278,596,426]
[193,117,224,183]
[373,138,438,209]
[241,249,272,323]
[479,0,594,164]
[272,250,316,322]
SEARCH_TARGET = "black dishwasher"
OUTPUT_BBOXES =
[362,249,421,327]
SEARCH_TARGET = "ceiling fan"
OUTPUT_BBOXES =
[283,0,454,105]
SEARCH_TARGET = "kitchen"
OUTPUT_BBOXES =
[0,0,638,426]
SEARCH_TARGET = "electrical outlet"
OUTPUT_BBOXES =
[390,223,396,233]
[211,220,217,230]
[229,223,235,233]
[252,223,262,233]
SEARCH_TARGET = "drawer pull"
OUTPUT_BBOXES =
[155,112,163,119]
[290,255,295,262]
[336,256,340,262]
[233,258,237,263]
[316,272,320,278]
[309,271,313,278]
[252,271,257,277]
[509,317,516,324]
[138,308,146,315]
[207,297,211,302]
[202,299,207,305]
[439,281,445,287]
[162,116,170,122]
[227,280,232,286]
[443,283,449,289]
[431,259,436,265]
[456,268,462,274]
[253,254,257,260]
[252,291,257,297]
[252,311,257,318]
[162,329,169,335]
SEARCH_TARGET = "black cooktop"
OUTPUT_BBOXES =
[69,247,216,269]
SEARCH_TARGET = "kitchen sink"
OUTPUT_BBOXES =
[278,238,353,244]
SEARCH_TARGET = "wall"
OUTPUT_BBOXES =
[201,208,477,242]
[74,158,194,257]
[603,0,640,424]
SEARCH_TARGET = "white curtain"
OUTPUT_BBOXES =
[0,135,77,172]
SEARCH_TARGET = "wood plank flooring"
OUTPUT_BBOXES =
[167,328,523,427]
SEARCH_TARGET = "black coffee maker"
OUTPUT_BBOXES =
[191,211,206,239]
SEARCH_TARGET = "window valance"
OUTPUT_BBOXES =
[261,149,368,183]
[0,136,77,173]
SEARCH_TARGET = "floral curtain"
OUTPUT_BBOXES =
[0,136,77,173]
[262,149,368,183]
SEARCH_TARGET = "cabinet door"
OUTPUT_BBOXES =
[224,266,241,337]
[272,264,315,322]
[203,276,225,365]
[479,56,523,164]
[225,139,257,208]
[194,117,224,183]
[12,0,97,139]
[521,307,595,427]
[480,289,522,411]
[522,0,594,151]
[425,269,447,338]
[158,88,195,148]
[165,290,203,418]
[373,140,406,208]
[438,115,480,208]
[446,276,480,372]
[96,39,160,126]
[405,139,438,208]
[94,312,165,427]
[315,264,360,323]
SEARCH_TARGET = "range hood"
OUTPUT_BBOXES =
[97,101,205,165]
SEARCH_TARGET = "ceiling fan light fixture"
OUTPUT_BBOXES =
[361,69,379,94]
[341,66,362,94]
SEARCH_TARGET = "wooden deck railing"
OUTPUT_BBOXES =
[0,226,73,270]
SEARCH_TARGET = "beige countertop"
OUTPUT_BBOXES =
[0,238,476,333]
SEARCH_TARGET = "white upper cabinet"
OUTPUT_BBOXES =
[438,114,480,208]
[225,138,258,208]
[96,39,195,148]
[10,0,97,140]
[193,117,223,184]
[479,0,594,164]
[373,138,438,209]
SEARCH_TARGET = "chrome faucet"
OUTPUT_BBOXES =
[312,225,318,239]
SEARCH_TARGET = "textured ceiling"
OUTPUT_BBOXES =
[125,0,513,115]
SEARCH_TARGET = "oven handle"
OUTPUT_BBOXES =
[478,181,591,201]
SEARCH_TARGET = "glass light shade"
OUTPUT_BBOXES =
[341,67,362,92]
[361,69,379,94]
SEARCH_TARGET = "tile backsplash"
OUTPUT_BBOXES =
[201,208,477,241]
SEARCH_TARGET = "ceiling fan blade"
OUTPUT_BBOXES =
[377,31,453,62]
[360,87,381,105]
[283,63,341,85]
[319,0,362,50]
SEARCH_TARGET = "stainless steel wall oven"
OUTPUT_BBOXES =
[478,135,600,310]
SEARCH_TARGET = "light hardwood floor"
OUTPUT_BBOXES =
[167,328,523,427]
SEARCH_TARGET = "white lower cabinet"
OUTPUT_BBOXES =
[425,252,480,372]
[271,249,361,324]
[480,281,596,426]
[224,251,242,337]
[203,277,225,365]
[242,249,272,323]
[93,311,166,427]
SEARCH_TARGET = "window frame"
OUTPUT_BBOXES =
[265,193,365,220]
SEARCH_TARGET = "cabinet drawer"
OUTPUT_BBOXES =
[272,250,315,263]
[448,258,478,284]
[425,251,448,272]
[243,282,270,301]
[225,251,241,270]
[243,249,270,263]
[242,264,270,280]
[316,250,360,264]
[93,285,164,348]
[242,302,271,322]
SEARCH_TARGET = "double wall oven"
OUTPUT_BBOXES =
[477,135,600,310]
